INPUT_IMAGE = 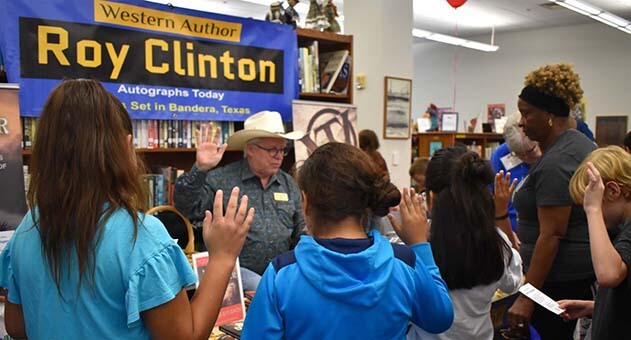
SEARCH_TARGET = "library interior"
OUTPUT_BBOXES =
[1,0,630,339]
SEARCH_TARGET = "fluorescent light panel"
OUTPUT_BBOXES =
[412,28,499,52]
[564,0,600,15]
[550,0,631,34]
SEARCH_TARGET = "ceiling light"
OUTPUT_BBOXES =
[412,28,499,52]
[412,29,431,38]
[563,0,601,15]
[462,40,499,52]
[240,0,273,6]
[427,33,465,45]
[597,12,629,27]
[549,0,631,34]
[555,2,592,16]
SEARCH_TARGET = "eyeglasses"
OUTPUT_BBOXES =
[252,143,289,157]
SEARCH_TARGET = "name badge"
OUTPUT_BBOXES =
[274,192,289,201]
[500,153,523,171]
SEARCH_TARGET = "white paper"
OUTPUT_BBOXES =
[494,117,508,134]
[417,118,431,132]
[518,283,565,315]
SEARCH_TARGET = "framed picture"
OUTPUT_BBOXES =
[441,112,459,132]
[433,106,452,131]
[595,116,628,147]
[429,140,443,157]
[487,103,506,123]
[383,76,412,139]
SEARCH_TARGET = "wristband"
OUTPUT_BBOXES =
[494,213,509,220]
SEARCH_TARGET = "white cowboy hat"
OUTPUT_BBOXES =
[226,110,304,150]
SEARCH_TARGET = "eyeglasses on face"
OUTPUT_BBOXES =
[252,143,289,157]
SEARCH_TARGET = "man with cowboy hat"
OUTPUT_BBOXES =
[174,110,305,290]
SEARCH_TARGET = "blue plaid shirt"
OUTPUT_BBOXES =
[174,158,305,274]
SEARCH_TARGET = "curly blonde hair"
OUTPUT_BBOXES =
[524,63,583,109]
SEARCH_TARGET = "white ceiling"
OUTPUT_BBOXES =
[145,0,631,39]
[414,0,631,39]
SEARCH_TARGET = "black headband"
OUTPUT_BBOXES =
[519,85,570,117]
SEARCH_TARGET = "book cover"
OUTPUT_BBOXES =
[329,55,351,94]
[0,84,28,232]
[318,49,349,93]
[191,253,246,327]
[219,321,243,339]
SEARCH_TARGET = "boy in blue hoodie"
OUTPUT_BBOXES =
[242,142,453,339]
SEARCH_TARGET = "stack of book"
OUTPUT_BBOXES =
[298,44,351,95]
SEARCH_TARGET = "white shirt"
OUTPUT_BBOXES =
[407,229,523,340]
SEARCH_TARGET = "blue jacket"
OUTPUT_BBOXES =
[242,230,453,339]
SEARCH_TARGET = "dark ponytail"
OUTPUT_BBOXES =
[426,147,511,289]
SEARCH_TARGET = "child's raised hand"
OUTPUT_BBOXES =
[494,170,517,215]
[388,187,428,245]
[583,162,605,213]
[202,187,254,260]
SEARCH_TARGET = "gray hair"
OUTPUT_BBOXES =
[503,113,534,154]
[243,137,262,156]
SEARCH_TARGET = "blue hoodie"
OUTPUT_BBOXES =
[241,230,453,339]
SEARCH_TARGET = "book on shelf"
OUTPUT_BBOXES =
[329,55,351,95]
[298,40,322,94]
[142,165,186,209]
[126,119,229,149]
[319,49,349,93]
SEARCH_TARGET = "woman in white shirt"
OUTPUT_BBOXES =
[408,146,523,340]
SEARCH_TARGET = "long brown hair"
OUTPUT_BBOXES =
[27,79,147,294]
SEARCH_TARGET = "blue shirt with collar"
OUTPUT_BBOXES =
[174,158,305,274]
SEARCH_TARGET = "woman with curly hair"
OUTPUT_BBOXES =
[508,63,596,339]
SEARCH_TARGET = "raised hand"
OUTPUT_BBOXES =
[202,187,254,260]
[388,187,429,245]
[196,122,228,171]
[583,162,605,214]
[494,170,517,216]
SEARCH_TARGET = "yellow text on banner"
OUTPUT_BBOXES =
[94,0,242,42]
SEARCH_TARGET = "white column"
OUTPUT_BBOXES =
[344,0,414,189]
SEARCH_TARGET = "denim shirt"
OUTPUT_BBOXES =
[174,158,305,274]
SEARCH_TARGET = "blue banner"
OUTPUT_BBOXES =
[0,0,298,121]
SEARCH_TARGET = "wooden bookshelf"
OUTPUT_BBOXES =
[412,132,504,159]
[297,28,353,104]
[23,148,295,174]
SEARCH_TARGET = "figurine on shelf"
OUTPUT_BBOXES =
[323,0,340,33]
[283,0,300,29]
[265,1,285,24]
[467,117,478,133]
[423,103,439,131]
[304,0,330,31]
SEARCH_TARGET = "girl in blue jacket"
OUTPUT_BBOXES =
[242,142,453,339]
